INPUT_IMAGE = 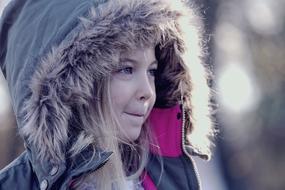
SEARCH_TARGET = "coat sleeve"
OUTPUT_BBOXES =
[0,152,40,190]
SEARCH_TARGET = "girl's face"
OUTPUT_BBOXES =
[110,46,157,141]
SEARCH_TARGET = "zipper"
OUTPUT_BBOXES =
[180,101,202,189]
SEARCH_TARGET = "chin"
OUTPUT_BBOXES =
[124,128,142,142]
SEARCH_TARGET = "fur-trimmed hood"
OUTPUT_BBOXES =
[0,0,213,166]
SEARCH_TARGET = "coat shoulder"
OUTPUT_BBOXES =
[0,151,38,189]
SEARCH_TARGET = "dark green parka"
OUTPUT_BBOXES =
[0,0,213,189]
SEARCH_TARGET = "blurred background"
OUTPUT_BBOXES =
[1,0,285,189]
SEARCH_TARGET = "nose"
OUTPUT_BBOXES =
[136,74,155,102]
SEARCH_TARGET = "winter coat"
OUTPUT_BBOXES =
[0,0,213,189]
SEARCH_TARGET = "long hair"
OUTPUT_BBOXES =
[18,0,213,189]
[70,68,154,189]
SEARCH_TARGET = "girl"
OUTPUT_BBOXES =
[0,0,214,189]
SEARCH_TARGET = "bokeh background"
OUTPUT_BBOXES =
[1,0,284,189]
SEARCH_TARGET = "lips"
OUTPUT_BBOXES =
[123,112,145,126]
[125,112,145,117]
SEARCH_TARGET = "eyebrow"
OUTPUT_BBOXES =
[119,58,158,66]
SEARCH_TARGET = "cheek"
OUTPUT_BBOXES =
[151,82,156,104]
[150,90,156,107]
[110,80,132,111]
[147,84,156,113]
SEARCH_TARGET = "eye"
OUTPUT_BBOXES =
[148,68,157,77]
[117,66,133,74]
[113,66,134,80]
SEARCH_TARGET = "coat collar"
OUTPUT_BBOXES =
[26,143,112,189]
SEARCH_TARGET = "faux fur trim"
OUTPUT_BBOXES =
[20,0,213,162]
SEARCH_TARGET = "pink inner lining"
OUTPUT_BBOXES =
[142,104,183,189]
[148,104,182,157]
[142,171,157,190]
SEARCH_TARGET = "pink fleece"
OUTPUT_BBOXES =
[141,171,157,190]
[148,104,183,157]
[142,104,183,189]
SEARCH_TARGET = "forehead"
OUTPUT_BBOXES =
[120,46,156,63]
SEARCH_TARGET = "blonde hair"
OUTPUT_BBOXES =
[70,73,153,190]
